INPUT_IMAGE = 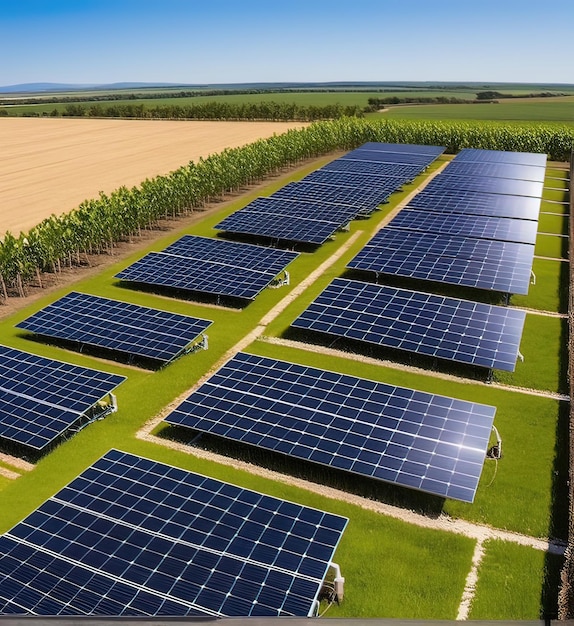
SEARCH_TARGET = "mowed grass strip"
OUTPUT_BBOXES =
[469,540,564,620]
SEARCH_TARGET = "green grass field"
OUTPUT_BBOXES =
[0,147,568,619]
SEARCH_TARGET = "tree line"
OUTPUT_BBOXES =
[15,101,364,121]
[1,117,572,299]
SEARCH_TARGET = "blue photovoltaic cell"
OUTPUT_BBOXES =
[272,181,392,215]
[0,449,347,617]
[0,345,125,451]
[239,196,359,225]
[163,235,299,276]
[165,352,496,503]
[388,208,539,244]
[291,278,526,372]
[215,211,341,245]
[407,189,542,221]
[302,169,413,189]
[425,174,544,198]
[322,158,423,180]
[347,228,535,295]
[454,148,547,168]
[341,149,438,167]
[116,237,298,300]
[16,292,212,365]
[357,142,446,157]
[444,161,546,183]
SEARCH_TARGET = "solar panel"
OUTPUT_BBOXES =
[323,158,423,180]
[302,169,412,189]
[454,148,547,168]
[0,449,347,617]
[240,196,359,225]
[272,181,392,215]
[444,161,546,183]
[291,278,526,372]
[425,174,544,198]
[116,238,298,300]
[0,345,125,451]
[163,235,299,276]
[165,352,496,503]
[407,189,542,221]
[347,229,535,295]
[16,292,212,365]
[357,142,446,157]
[388,208,539,244]
[215,211,342,245]
[341,149,437,167]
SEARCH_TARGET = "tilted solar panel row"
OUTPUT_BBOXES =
[0,345,125,451]
[165,352,496,503]
[291,278,526,372]
[454,148,547,168]
[17,291,212,365]
[387,208,539,245]
[444,160,546,183]
[116,235,298,300]
[347,229,535,295]
[0,449,347,617]
[407,188,541,221]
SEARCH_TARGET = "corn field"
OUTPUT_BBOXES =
[1,117,573,300]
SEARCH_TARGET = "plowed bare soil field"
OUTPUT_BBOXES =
[0,118,309,235]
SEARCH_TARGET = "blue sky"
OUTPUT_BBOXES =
[1,0,573,86]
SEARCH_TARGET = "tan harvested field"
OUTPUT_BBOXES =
[0,118,309,235]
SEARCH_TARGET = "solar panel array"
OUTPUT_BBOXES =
[0,345,125,451]
[0,449,347,617]
[444,161,546,183]
[215,142,445,244]
[348,229,535,295]
[291,278,526,372]
[349,146,545,295]
[454,147,548,167]
[408,189,541,221]
[387,208,539,245]
[424,174,544,199]
[165,352,496,503]
[116,235,298,300]
[16,292,212,365]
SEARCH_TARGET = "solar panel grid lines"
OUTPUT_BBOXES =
[426,174,544,199]
[240,196,359,225]
[454,148,548,168]
[272,181,393,215]
[0,449,348,617]
[322,158,423,179]
[116,236,299,300]
[407,189,542,221]
[291,278,526,372]
[387,208,539,244]
[0,345,125,451]
[341,149,441,167]
[347,229,535,295]
[16,292,213,365]
[162,235,299,276]
[444,160,547,183]
[215,211,341,245]
[165,352,496,503]
[302,169,414,189]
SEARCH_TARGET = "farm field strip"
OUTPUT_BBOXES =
[0,118,309,234]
